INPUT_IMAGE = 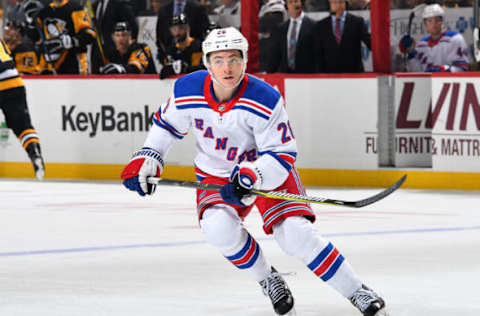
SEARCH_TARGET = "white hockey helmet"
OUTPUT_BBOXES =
[202,27,248,66]
[423,4,445,19]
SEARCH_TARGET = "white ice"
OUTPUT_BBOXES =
[0,179,479,316]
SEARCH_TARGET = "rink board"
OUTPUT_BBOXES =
[0,74,479,189]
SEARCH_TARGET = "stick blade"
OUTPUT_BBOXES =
[351,174,407,208]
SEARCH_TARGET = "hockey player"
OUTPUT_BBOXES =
[0,38,45,180]
[3,20,43,75]
[29,0,96,74]
[121,27,388,316]
[159,14,204,79]
[100,22,156,75]
[399,3,470,72]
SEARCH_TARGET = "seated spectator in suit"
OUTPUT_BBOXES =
[314,0,371,73]
[159,14,204,79]
[100,22,156,74]
[155,0,210,63]
[267,0,316,73]
[258,0,288,72]
[212,0,241,29]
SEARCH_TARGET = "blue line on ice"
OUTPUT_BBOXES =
[1,225,479,257]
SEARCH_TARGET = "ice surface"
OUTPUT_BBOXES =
[0,179,479,315]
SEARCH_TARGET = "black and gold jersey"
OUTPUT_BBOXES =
[0,40,24,92]
[107,42,156,74]
[35,0,96,74]
[160,36,204,79]
[163,37,203,70]
[11,42,42,75]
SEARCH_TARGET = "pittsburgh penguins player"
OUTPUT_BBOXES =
[0,38,45,179]
[29,0,96,74]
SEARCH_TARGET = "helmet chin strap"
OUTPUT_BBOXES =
[207,62,246,91]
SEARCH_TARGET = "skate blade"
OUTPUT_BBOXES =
[34,158,44,181]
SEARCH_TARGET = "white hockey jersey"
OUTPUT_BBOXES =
[408,30,470,72]
[144,70,298,190]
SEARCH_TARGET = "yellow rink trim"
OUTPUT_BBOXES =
[0,162,479,190]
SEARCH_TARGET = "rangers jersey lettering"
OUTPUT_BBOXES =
[146,70,298,190]
[408,30,470,72]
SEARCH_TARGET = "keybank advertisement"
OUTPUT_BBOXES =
[0,79,195,165]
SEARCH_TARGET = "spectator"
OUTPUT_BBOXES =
[155,0,210,63]
[349,0,370,10]
[314,0,371,73]
[160,14,204,79]
[267,0,316,73]
[3,19,43,74]
[212,0,241,29]
[91,0,138,74]
[29,0,96,74]
[100,22,156,74]
[258,0,287,72]
[399,3,470,72]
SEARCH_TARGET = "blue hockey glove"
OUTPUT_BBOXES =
[220,163,261,206]
[399,35,415,54]
[121,147,164,196]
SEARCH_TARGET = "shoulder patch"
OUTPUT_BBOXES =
[174,70,209,99]
[241,74,281,111]
[443,30,459,38]
[420,35,431,43]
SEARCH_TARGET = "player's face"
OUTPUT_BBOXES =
[113,30,131,52]
[3,24,21,44]
[208,50,244,89]
[424,16,443,38]
[170,25,188,43]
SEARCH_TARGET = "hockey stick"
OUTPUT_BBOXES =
[146,174,407,208]
[403,4,427,70]
[86,0,108,66]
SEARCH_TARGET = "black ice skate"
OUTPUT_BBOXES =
[349,284,388,316]
[26,142,45,180]
[259,267,295,315]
